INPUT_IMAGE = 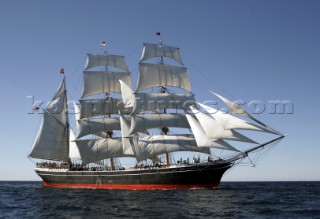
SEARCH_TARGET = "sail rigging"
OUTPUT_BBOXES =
[85,53,129,71]
[140,43,184,65]
[29,78,69,161]
[81,70,131,98]
[71,48,138,165]
[210,92,282,135]
[129,113,190,135]
[29,39,285,174]
[76,138,135,164]
[131,135,211,162]
[136,63,191,92]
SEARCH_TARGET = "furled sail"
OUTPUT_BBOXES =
[81,71,132,98]
[29,78,69,161]
[186,114,239,151]
[75,138,135,164]
[79,98,132,119]
[76,117,122,139]
[85,53,129,71]
[211,92,281,135]
[190,106,257,143]
[140,43,183,65]
[129,114,190,135]
[136,63,191,92]
[131,135,211,162]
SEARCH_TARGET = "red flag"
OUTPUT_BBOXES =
[156,32,161,36]
[100,41,106,46]
[60,68,64,74]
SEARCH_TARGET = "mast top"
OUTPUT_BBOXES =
[100,41,107,54]
[156,32,162,46]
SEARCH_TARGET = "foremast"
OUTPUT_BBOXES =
[74,42,135,167]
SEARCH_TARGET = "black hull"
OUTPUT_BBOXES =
[36,162,232,190]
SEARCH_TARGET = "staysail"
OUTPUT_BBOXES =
[186,114,239,152]
[190,106,257,143]
[210,92,282,135]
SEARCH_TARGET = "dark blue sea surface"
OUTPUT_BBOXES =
[0,181,319,218]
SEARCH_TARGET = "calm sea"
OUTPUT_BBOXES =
[0,181,319,218]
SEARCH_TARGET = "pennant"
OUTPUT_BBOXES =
[156,32,161,36]
[60,68,64,74]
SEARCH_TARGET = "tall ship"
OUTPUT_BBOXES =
[28,34,285,190]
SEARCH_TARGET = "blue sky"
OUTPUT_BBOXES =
[0,0,319,181]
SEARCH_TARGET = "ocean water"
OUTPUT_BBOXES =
[0,181,319,219]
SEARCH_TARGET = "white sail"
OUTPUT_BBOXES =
[29,111,69,161]
[73,101,81,121]
[211,92,281,135]
[132,93,196,114]
[75,138,134,164]
[119,80,136,108]
[190,106,257,143]
[46,78,67,124]
[140,43,183,65]
[186,114,239,152]
[76,117,122,139]
[79,98,132,119]
[29,78,69,161]
[85,53,129,71]
[69,128,81,159]
[119,115,135,155]
[81,71,132,98]
[129,114,190,135]
[197,103,270,133]
[131,135,211,162]
[136,63,191,92]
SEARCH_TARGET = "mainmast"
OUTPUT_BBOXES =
[120,33,211,163]
[74,40,134,166]
[157,32,170,166]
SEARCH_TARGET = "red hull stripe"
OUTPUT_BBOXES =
[42,182,218,190]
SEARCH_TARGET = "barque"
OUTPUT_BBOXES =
[29,35,285,190]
